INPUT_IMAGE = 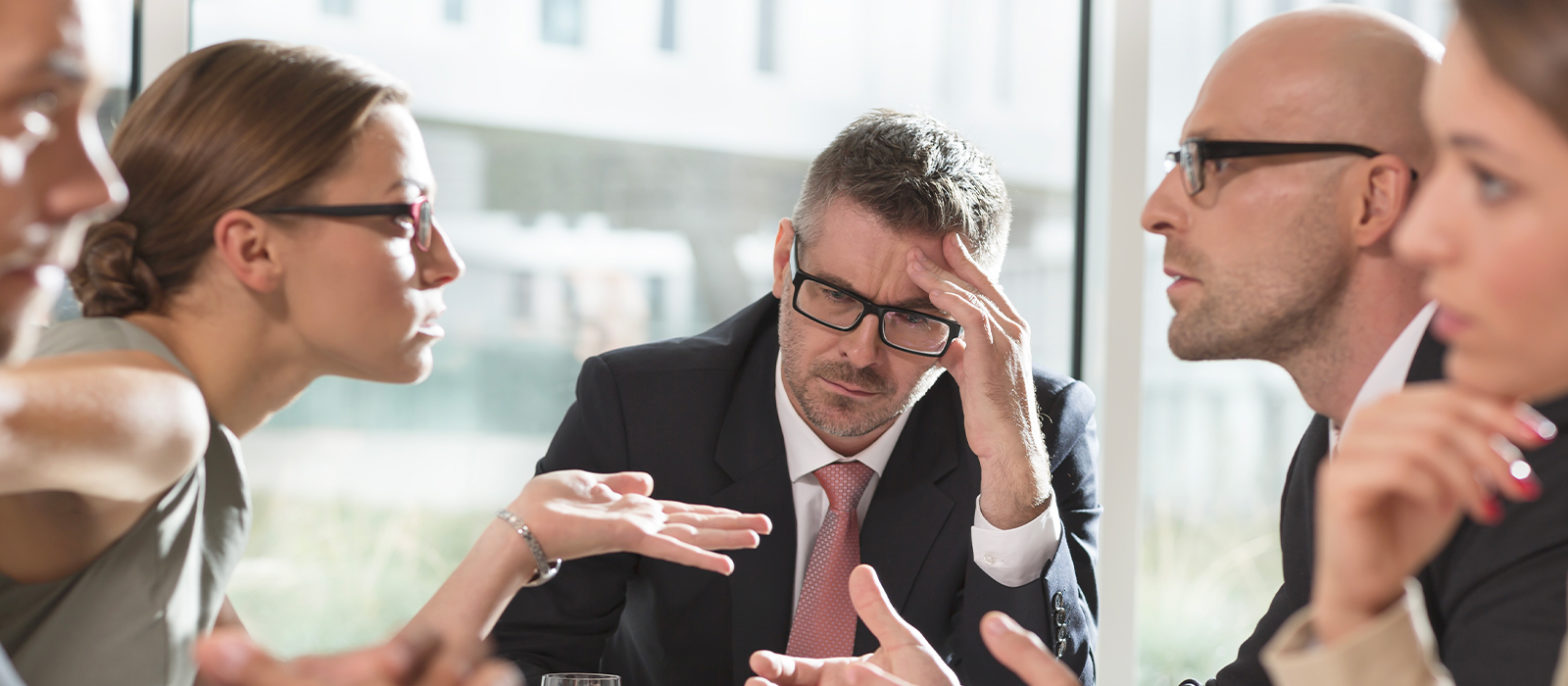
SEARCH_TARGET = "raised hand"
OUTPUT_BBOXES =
[1312,383,1554,642]
[747,565,960,686]
[195,627,521,686]
[905,232,1051,528]
[513,470,773,575]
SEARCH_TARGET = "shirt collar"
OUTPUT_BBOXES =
[775,353,908,482]
[1331,301,1438,452]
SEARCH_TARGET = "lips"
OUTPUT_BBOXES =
[822,377,876,397]
[1430,305,1472,342]
[416,307,446,338]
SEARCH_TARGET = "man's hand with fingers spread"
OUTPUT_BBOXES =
[746,566,1083,686]
[747,565,958,686]
[905,233,1052,530]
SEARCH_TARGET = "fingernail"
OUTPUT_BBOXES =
[1483,497,1505,525]
[1512,460,1542,500]
[982,612,1018,637]
[1518,406,1558,442]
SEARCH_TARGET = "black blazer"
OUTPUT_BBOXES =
[492,295,1101,686]
[1209,332,1568,685]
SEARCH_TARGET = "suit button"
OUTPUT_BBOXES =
[1052,591,1068,658]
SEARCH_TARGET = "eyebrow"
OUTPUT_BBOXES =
[0,49,86,87]
[1449,132,1514,162]
[386,177,434,196]
[810,269,941,313]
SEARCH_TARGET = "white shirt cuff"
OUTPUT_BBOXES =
[970,494,1061,587]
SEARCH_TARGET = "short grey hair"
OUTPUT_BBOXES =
[792,109,1012,270]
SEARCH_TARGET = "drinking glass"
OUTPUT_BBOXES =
[541,674,620,686]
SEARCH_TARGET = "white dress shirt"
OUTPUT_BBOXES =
[1328,302,1439,454]
[774,356,1062,611]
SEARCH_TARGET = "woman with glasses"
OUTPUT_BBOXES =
[1258,0,1568,683]
[0,39,769,686]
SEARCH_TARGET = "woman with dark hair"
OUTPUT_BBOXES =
[1260,1,1568,683]
[0,39,768,686]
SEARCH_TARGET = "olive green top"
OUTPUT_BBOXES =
[0,317,250,686]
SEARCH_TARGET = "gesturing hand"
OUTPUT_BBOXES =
[195,627,520,686]
[744,566,1081,686]
[746,565,959,686]
[1312,383,1554,643]
[513,470,773,575]
[905,233,1050,529]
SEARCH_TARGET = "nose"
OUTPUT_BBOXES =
[420,223,466,288]
[1140,167,1187,236]
[838,312,884,368]
[1393,163,1460,269]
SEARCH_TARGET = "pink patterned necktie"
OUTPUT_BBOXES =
[787,460,876,658]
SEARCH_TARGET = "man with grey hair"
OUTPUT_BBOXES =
[492,109,1101,686]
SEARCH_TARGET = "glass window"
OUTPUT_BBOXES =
[658,0,677,52]
[320,0,353,18]
[187,0,1085,655]
[541,0,585,47]
[757,0,777,73]
[1137,1,1452,683]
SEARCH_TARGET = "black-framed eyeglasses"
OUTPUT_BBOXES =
[252,196,436,251]
[789,237,962,357]
[1164,139,1392,196]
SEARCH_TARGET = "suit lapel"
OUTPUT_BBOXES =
[1279,413,1329,603]
[856,378,959,653]
[1283,330,1444,600]
[1405,329,1447,384]
[710,327,798,683]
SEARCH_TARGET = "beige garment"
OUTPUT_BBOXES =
[1262,579,1568,686]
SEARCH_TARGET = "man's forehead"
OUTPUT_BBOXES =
[1181,61,1338,142]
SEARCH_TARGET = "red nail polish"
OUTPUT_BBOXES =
[1483,498,1505,525]
[1518,473,1543,500]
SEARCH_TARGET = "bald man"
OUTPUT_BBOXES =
[1142,6,1568,685]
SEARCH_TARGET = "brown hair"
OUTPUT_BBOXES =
[70,40,408,317]
[1458,0,1568,139]
[792,109,1012,269]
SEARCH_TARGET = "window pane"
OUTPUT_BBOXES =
[189,0,1084,656]
[1138,1,1452,683]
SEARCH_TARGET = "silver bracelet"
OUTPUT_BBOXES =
[496,509,562,587]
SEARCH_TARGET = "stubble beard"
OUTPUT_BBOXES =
[778,305,943,439]
[1165,202,1354,365]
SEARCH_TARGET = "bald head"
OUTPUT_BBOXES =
[1189,6,1442,174]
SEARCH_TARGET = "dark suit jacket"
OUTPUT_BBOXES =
[1209,331,1568,685]
[492,295,1101,686]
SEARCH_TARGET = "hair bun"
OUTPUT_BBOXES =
[70,219,165,317]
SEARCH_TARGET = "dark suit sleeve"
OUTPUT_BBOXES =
[952,379,1101,686]
[1418,427,1568,686]
[1204,583,1295,685]
[491,356,637,681]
